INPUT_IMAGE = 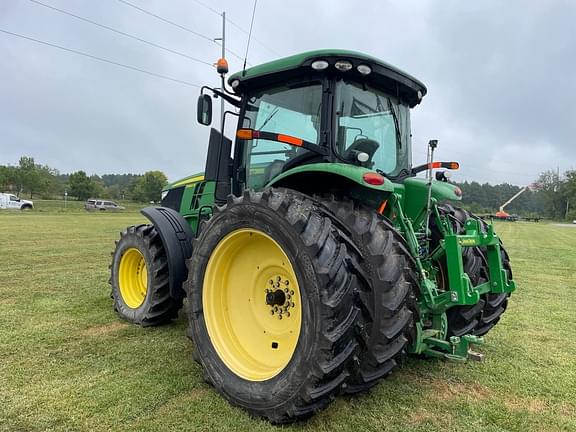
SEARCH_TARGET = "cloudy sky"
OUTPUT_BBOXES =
[1,0,575,185]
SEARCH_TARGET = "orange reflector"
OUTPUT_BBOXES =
[363,172,385,186]
[236,129,254,140]
[449,162,460,170]
[277,134,303,146]
[430,162,442,169]
[377,200,388,214]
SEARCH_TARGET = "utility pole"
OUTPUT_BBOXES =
[220,11,226,132]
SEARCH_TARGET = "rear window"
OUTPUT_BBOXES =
[86,200,95,204]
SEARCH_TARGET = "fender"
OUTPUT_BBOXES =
[269,162,395,193]
[140,206,194,300]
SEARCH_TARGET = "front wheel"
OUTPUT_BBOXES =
[110,224,182,326]
[185,189,364,423]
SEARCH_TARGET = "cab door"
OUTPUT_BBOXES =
[9,195,21,209]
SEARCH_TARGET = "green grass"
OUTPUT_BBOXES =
[0,208,575,432]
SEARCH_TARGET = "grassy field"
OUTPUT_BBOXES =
[0,208,575,432]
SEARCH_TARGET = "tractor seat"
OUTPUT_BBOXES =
[342,138,380,168]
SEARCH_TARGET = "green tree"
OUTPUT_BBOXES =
[0,165,19,192]
[68,170,95,200]
[18,156,43,198]
[131,171,167,202]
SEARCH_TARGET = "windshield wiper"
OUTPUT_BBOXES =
[386,98,402,149]
[257,107,279,131]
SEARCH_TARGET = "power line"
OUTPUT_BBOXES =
[118,0,214,43]
[28,0,212,67]
[0,29,200,88]
[190,0,221,16]
[117,0,245,63]
[190,0,281,57]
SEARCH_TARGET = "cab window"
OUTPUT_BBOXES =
[242,81,323,189]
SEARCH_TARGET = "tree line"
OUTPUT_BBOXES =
[1,156,574,220]
[0,156,167,203]
[455,169,575,220]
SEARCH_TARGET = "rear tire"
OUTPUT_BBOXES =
[184,189,364,423]
[110,224,182,326]
[315,195,417,394]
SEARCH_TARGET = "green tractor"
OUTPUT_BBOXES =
[110,49,515,423]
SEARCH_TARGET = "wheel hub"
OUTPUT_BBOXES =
[266,276,295,319]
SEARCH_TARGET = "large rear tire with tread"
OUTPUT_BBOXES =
[432,205,511,337]
[315,194,417,394]
[110,224,182,326]
[184,189,366,423]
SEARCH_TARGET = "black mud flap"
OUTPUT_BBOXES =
[141,207,193,300]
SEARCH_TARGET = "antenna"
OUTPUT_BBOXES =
[242,0,258,76]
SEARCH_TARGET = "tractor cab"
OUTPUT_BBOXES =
[198,50,427,199]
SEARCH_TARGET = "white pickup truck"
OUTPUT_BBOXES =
[0,193,33,210]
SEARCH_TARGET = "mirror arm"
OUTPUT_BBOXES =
[201,86,241,108]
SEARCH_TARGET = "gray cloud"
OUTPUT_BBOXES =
[1,0,574,185]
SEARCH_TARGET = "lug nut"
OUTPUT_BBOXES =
[290,290,294,295]
[270,310,274,315]
[278,314,282,320]
[286,312,290,317]
[291,302,295,307]
[284,288,289,293]
[284,280,289,286]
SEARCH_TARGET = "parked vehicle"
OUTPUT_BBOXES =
[0,193,33,210]
[85,199,125,211]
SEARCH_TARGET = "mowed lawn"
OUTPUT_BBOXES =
[0,209,575,432]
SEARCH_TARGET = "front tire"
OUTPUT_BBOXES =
[185,189,363,423]
[110,224,182,326]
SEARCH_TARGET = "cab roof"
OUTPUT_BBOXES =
[228,49,427,107]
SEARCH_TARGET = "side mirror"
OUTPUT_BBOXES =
[197,94,212,125]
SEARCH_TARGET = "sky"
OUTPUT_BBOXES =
[1,0,575,186]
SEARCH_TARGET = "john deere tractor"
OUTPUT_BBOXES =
[110,49,515,423]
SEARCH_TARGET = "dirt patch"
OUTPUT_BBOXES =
[81,321,128,336]
[505,397,547,413]
[0,299,16,306]
[559,402,576,417]
[408,409,453,426]
[428,379,492,402]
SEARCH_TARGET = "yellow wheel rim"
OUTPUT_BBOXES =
[203,229,302,381]
[118,248,148,308]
